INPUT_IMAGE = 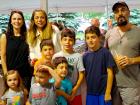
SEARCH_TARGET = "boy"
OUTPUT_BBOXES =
[28,65,61,105]
[53,28,85,105]
[34,39,55,75]
[83,26,115,105]
[53,56,72,105]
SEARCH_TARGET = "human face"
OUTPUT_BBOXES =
[56,63,68,79]
[35,72,49,85]
[61,37,74,52]
[41,45,54,61]
[114,6,130,26]
[7,73,19,90]
[85,33,100,51]
[34,11,46,30]
[11,13,23,30]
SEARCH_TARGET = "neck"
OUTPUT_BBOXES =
[89,44,101,52]
[118,23,132,32]
[13,28,20,36]
[63,48,74,54]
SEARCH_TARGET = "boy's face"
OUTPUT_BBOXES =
[56,63,68,79]
[85,33,100,51]
[35,72,50,85]
[41,45,54,60]
[61,37,74,52]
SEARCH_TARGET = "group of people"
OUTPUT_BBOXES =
[0,1,139,105]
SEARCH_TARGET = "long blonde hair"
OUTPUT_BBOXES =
[27,9,53,47]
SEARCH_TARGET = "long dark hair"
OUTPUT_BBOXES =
[6,10,27,41]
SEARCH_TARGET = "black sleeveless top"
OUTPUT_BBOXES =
[6,35,32,77]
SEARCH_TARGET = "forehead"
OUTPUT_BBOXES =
[42,45,53,49]
[12,13,22,18]
[7,73,17,79]
[34,11,45,17]
[57,62,67,67]
[114,5,129,12]
[86,33,98,37]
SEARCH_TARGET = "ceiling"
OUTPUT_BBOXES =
[0,0,140,14]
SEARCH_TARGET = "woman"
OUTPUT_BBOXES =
[0,10,32,91]
[27,9,61,61]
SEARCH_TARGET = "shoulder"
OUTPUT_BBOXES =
[53,51,64,59]
[52,25,60,33]
[1,34,6,40]
[105,27,117,39]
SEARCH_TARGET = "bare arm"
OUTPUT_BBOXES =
[105,67,114,101]
[71,71,84,97]
[0,34,7,75]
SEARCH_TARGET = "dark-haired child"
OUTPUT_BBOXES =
[83,26,116,105]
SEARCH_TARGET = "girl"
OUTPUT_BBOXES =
[1,70,28,105]
[83,26,116,105]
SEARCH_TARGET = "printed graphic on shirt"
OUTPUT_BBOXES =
[12,96,20,105]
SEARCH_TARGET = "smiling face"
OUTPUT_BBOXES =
[7,73,19,90]
[11,13,24,30]
[114,6,130,26]
[61,36,74,52]
[34,11,47,30]
[56,62,68,79]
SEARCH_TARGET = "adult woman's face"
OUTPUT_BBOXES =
[34,11,47,30]
[11,13,23,30]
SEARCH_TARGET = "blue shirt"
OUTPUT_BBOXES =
[57,78,72,105]
[83,47,116,95]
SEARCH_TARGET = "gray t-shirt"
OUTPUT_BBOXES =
[105,26,140,87]
[29,83,56,105]
[53,51,85,95]
[1,89,24,105]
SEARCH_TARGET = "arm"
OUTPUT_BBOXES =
[71,71,84,98]
[37,65,61,88]
[105,67,114,101]
[0,34,7,75]
[116,56,140,69]
[56,89,71,100]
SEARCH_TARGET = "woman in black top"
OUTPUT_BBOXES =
[0,10,32,91]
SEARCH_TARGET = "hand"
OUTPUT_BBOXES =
[115,56,131,69]
[70,86,78,101]
[30,58,38,66]
[104,93,111,101]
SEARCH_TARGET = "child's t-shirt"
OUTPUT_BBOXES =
[1,89,25,105]
[53,51,85,95]
[57,78,72,105]
[83,47,116,95]
[29,83,56,105]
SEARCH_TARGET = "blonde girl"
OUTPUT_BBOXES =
[1,70,28,105]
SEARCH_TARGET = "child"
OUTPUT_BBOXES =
[53,57,72,105]
[1,70,28,105]
[83,25,115,105]
[34,39,55,75]
[53,28,85,105]
[28,64,61,105]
